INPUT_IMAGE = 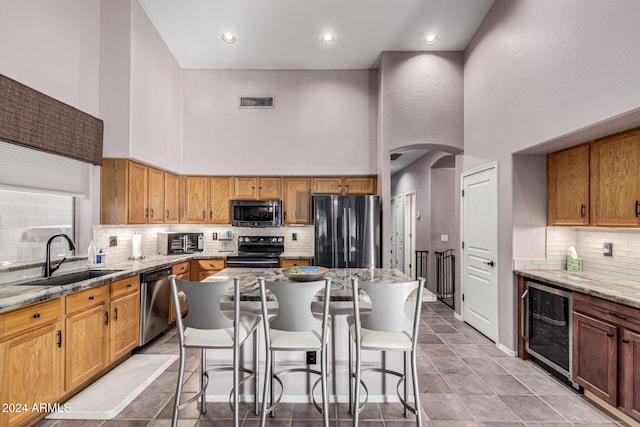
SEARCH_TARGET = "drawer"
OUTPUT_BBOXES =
[66,284,110,315]
[280,258,312,268]
[0,298,63,340]
[573,292,640,332]
[111,275,140,299]
[171,261,190,275]
[198,259,225,271]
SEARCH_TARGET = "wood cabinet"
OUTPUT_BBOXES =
[65,285,110,391]
[195,259,226,281]
[164,172,180,223]
[210,177,233,224]
[280,258,313,268]
[283,177,311,224]
[234,177,282,200]
[101,159,175,225]
[0,299,64,427]
[590,128,640,226]
[572,292,640,421]
[169,261,190,325]
[182,176,233,224]
[109,275,140,361]
[312,176,377,195]
[547,144,590,226]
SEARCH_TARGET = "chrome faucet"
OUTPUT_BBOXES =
[43,234,76,277]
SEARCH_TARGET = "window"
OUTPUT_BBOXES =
[0,188,75,264]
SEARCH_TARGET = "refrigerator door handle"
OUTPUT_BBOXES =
[343,207,349,265]
[348,207,353,263]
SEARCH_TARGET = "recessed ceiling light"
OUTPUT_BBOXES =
[425,34,439,45]
[321,33,335,46]
[222,32,236,44]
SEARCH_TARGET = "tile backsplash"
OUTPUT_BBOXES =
[92,224,315,264]
[515,227,640,281]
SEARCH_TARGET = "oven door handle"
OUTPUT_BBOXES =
[521,289,529,344]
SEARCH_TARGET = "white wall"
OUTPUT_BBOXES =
[181,69,376,175]
[379,51,464,268]
[463,0,640,351]
[100,0,183,173]
[129,0,183,172]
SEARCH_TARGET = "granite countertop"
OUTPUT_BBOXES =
[514,269,640,309]
[0,254,193,314]
[203,267,413,301]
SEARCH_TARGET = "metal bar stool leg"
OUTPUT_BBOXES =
[253,329,260,416]
[200,348,207,414]
[403,351,408,418]
[172,347,186,427]
[412,348,422,426]
[348,332,353,415]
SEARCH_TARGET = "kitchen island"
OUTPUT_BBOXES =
[202,266,414,300]
[199,267,419,405]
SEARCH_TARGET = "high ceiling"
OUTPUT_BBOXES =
[138,0,494,70]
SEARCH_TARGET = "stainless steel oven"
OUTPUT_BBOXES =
[522,279,574,383]
[225,235,284,268]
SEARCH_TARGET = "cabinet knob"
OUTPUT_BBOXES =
[88,296,94,301]
[32,313,40,319]
[623,339,630,344]
[607,332,614,337]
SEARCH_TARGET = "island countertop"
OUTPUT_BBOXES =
[203,267,413,301]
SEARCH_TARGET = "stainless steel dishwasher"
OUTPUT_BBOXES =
[140,266,172,346]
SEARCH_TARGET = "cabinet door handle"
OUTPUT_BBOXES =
[607,332,614,337]
[202,210,206,219]
[623,339,630,344]
[166,209,170,218]
[57,330,62,348]
[88,296,94,301]
[127,283,132,288]
[104,311,109,325]
[608,311,628,320]
[151,208,155,218]
[210,211,213,220]
[636,201,639,217]
[146,208,149,218]
[580,204,586,218]
[32,313,40,319]
[114,307,118,321]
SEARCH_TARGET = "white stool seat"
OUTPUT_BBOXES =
[183,312,261,348]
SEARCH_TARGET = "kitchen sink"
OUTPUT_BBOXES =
[19,270,123,286]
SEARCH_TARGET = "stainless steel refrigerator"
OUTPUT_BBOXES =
[313,195,381,268]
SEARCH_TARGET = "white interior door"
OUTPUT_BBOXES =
[403,192,416,277]
[391,195,404,271]
[461,163,498,342]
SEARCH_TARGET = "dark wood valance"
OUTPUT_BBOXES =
[0,74,103,165]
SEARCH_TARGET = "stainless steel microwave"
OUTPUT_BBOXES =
[157,232,204,254]
[231,200,282,227]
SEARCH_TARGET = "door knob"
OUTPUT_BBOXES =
[484,260,495,267]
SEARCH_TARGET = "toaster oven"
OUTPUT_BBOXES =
[157,232,204,254]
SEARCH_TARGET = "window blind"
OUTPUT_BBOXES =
[0,140,90,197]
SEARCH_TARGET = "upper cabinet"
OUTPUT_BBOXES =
[102,159,170,225]
[283,177,311,224]
[312,176,377,195]
[164,172,180,224]
[181,176,233,224]
[591,129,640,227]
[233,177,282,200]
[547,144,590,226]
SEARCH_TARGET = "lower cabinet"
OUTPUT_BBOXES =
[573,292,640,422]
[65,285,110,391]
[0,275,140,427]
[109,275,141,361]
[195,259,226,281]
[0,298,65,427]
[169,261,190,325]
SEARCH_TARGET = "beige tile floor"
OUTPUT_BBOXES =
[35,301,627,427]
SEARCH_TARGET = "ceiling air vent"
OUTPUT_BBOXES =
[239,96,275,109]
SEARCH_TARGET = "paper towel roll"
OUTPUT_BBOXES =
[132,233,142,258]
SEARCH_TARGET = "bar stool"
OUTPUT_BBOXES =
[169,275,261,427]
[349,277,425,426]
[258,278,332,427]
